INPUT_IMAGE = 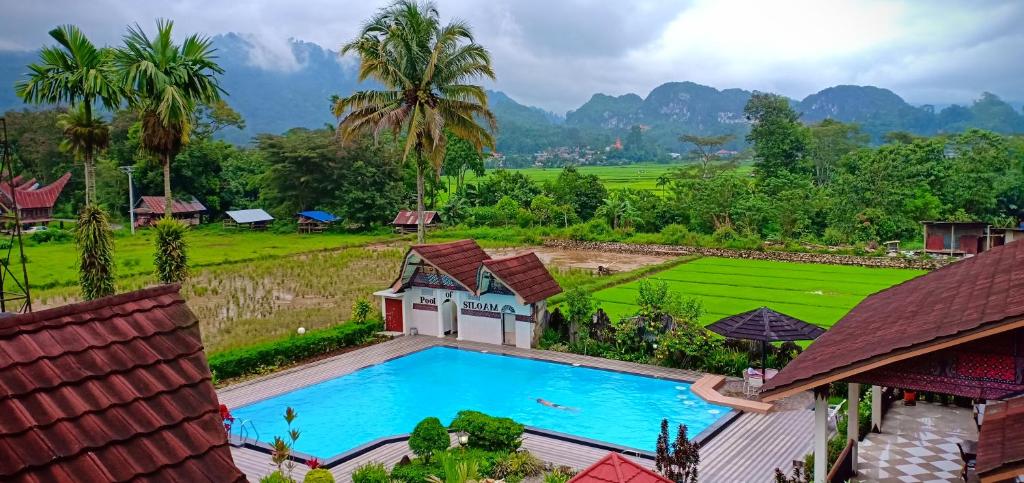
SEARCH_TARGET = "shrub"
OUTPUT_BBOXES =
[76,205,115,300]
[258,471,291,483]
[208,320,381,380]
[31,228,72,244]
[409,417,449,461]
[154,217,189,283]
[352,298,373,323]
[448,410,524,452]
[390,459,440,482]
[351,463,387,483]
[492,451,544,480]
[303,468,335,483]
[545,469,574,483]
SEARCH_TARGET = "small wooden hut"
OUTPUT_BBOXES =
[0,172,71,225]
[133,196,205,228]
[392,210,441,233]
[297,210,338,233]
[224,209,274,230]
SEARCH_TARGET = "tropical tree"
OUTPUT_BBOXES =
[334,0,497,243]
[116,19,224,217]
[153,217,188,284]
[679,133,736,178]
[16,25,121,204]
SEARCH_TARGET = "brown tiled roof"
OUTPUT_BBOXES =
[393,210,439,226]
[412,239,491,291]
[762,240,1024,399]
[483,252,563,304]
[0,172,71,210]
[707,307,825,342]
[569,453,671,483]
[134,196,207,214]
[0,285,245,483]
[976,397,1024,481]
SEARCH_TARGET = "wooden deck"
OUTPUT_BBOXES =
[219,335,813,482]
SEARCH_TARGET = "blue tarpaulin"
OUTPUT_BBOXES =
[298,210,338,223]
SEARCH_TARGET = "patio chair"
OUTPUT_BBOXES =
[828,400,846,431]
[958,442,977,481]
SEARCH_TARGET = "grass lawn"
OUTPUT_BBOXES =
[25,225,400,291]
[590,257,925,328]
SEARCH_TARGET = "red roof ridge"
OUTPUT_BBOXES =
[0,283,184,333]
[569,452,670,483]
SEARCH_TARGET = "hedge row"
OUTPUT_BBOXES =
[208,320,383,380]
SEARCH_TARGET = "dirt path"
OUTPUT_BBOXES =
[486,246,675,273]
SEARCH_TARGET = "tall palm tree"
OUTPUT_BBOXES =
[334,0,496,243]
[16,25,121,204]
[116,19,223,217]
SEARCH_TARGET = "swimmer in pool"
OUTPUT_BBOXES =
[536,398,578,411]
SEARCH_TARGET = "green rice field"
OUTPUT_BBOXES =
[461,162,754,192]
[591,257,925,329]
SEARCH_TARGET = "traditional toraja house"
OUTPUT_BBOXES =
[760,239,1024,482]
[569,452,671,483]
[133,195,206,228]
[0,172,71,225]
[374,239,562,348]
[392,210,441,233]
[297,210,338,233]
[224,208,274,230]
[0,285,246,482]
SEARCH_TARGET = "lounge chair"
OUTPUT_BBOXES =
[828,400,846,431]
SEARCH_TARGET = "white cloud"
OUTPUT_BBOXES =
[1,0,1021,112]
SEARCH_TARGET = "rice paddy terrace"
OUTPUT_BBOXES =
[591,256,925,328]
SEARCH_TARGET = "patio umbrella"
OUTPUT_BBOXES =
[706,306,826,371]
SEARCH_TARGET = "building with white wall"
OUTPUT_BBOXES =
[374,239,562,349]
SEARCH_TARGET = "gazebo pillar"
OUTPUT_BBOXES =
[871,385,883,432]
[813,386,828,483]
[847,383,859,473]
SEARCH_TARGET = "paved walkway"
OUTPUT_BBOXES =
[855,402,978,482]
[218,335,813,482]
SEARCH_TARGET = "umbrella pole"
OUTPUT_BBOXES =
[762,339,769,371]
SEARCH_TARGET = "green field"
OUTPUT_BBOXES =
[591,257,924,328]
[461,162,754,192]
[25,226,399,290]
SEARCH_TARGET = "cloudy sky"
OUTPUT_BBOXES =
[2,0,1022,112]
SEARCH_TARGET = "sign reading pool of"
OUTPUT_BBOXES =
[230,347,729,458]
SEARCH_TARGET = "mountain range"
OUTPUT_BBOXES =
[2,34,1023,154]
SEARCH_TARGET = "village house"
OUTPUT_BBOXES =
[374,239,562,349]
[133,195,206,228]
[0,172,71,225]
[922,220,1024,256]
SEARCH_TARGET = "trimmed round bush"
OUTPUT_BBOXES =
[448,410,523,452]
[304,468,336,483]
[409,417,449,461]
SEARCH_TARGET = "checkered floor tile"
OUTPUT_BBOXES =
[853,402,977,483]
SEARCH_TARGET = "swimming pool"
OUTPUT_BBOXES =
[230,347,728,458]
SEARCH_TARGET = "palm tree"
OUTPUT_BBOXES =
[334,0,496,243]
[16,25,121,204]
[116,19,223,217]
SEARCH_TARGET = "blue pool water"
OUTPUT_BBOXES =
[231,347,727,458]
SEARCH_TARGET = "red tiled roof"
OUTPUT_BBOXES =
[483,252,563,304]
[762,239,1024,399]
[134,196,207,214]
[411,239,491,291]
[976,397,1024,481]
[393,210,439,226]
[569,453,670,483]
[0,172,71,210]
[0,285,245,483]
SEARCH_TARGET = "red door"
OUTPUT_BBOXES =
[385,298,404,332]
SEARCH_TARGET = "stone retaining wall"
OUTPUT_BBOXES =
[542,239,950,270]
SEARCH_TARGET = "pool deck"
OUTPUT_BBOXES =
[219,335,813,482]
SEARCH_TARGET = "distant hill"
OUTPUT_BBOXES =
[2,35,1023,153]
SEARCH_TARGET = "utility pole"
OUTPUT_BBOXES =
[119,166,136,234]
